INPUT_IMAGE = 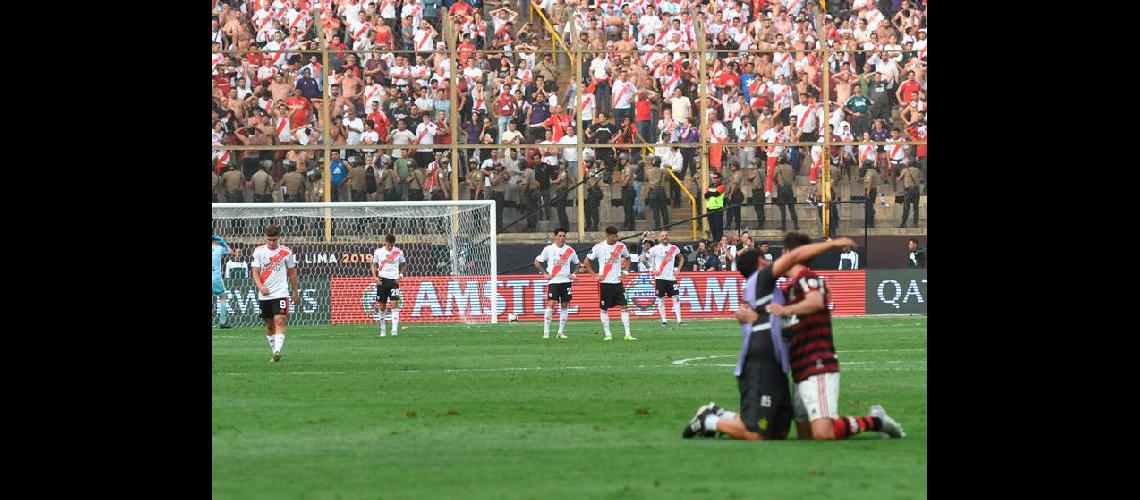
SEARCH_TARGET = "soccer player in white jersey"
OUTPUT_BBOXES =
[250,225,299,363]
[533,227,579,339]
[579,226,636,341]
[648,230,686,327]
[371,233,406,337]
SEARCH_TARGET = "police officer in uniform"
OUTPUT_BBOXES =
[281,160,308,202]
[746,160,766,229]
[898,159,924,228]
[250,160,275,202]
[773,154,800,231]
[551,161,570,229]
[222,163,247,203]
[862,160,880,228]
[584,160,604,231]
[346,156,368,201]
[490,163,509,230]
[380,155,398,201]
[466,158,485,200]
[518,164,541,231]
[705,171,726,241]
[407,161,426,201]
[429,158,451,201]
[725,162,744,232]
[620,158,638,230]
[644,158,670,229]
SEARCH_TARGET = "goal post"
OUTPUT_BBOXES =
[212,201,498,328]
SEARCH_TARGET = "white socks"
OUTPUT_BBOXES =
[673,298,682,323]
[658,298,667,322]
[544,307,552,336]
[558,307,568,335]
[266,335,274,352]
[704,414,721,433]
[272,333,285,354]
[391,310,399,335]
[379,310,387,335]
[621,311,631,336]
[721,411,736,420]
[600,311,612,337]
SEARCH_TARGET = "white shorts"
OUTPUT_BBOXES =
[792,372,840,423]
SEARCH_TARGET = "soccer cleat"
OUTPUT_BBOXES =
[604,335,613,341]
[557,334,568,339]
[270,353,281,363]
[661,321,668,327]
[624,335,637,341]
[543,334,550,339]
[677,321,685,327]
[379,332,386,337]
[682,404,718,439]
[869,405,905,439]
[707,401,724,416]
[219,323,232,329]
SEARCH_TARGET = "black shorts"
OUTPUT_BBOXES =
[259,297,291,320]
[375,278,401,304]
[547,282,573,303]
[598,282,627,310]
[655,279,679,298]
[736,357,793,438]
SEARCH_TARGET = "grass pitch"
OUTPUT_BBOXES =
[213,317,927,499]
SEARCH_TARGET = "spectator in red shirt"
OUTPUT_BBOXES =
[367,101,391,142]
[635,90,655,146]
[285,88,309,129]
[896,71,922,105]
[541,105,571,142]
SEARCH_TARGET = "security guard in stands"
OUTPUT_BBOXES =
[862,160,879,228]
[704,170,726,241]
[584,160,604,231]
[251,160,275,202]
[644,157,670,229]
[222,163,246,203]
[898,158,924,228]
[281,160,308,202]
[379,155,398,201]
[620,157,638,231]
[773,153,800,231]
[519,163,541,231]
[346,155,368,201]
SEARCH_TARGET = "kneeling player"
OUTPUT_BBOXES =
[251,225,300,363]
[683,237,855,440]
[580,226,636,341]
[372,234,406,337]
[765,232,904,440]
[534,228,579,339]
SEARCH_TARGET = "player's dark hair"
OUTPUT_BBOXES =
[604,226,618,235]
[736,249,762,278]
[385,234,396,245]
[782,232,812,251]
[553,228,566,236]
[265,225,281,237]
[908,238,920,245]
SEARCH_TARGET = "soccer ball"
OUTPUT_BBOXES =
[507,313,519,322]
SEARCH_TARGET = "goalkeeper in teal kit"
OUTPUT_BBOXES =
[212,234,241,328]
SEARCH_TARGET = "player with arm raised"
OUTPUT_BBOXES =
[372,234,406,337]
[212,234,241,329]
[249,225,299,363]
[765,232,905,441]
[683,236,858,440]
[579,226,636,341]
[648,230,685,327]
[533,227,579,339]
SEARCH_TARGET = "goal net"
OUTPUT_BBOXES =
[212,201,498,328]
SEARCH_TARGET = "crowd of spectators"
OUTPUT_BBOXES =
[213,0,926,232]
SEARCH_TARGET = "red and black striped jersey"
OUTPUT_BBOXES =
[780,267,839,383]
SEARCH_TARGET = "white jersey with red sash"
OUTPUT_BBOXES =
[372,246,405,279]
[588,241,629,284]
[537,244,579,284]
[252,244,297,300]
[887,138,906,161]
[809,138,824,183]
[650,243,680,281]
[858,144,877,164]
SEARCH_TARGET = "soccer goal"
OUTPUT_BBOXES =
[212,201,498,328]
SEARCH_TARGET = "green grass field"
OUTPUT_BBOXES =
[212,317,927,499]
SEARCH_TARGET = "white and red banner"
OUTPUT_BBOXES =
[329,271,866,324]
